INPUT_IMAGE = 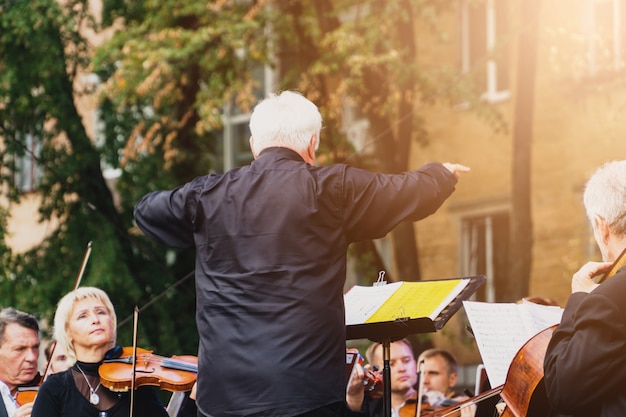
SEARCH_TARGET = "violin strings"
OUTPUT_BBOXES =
[123,353,198,373]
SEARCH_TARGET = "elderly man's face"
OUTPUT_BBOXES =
[0,323,40,391]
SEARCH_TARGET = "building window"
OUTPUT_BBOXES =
[220,63,274,172]
[584,0,624,77]
[460,0,510,102]
[11,132,42,193]
[460,211,510,302]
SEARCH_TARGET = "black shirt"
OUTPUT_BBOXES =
[134,147,457,417]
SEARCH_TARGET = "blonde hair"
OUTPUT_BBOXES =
[53,287,117,366]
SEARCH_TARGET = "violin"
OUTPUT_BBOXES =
[418,387,504,417]
[15,373,43,406]
[347,347,384,398]
[363,366,384,398]
[98,346,198,392]
[397,395,436,417]
[396,392,465,417]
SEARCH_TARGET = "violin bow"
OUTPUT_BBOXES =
[72,241,93,289]
[129,306,140,417]
[43,241,93,380]
[416,358,425,417]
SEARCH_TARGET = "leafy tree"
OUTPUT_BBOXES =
[0,0,505,357]
[0,0,198,353]
[270,0,504,283]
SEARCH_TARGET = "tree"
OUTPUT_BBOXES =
[271,0,504,283]
[0,0,199,353]
[508,0,541,301]
[0,0,503,354]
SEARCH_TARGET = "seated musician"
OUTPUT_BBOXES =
[31,287,170,417]
[543,160,626,417]
[418,349,476,417]
[346,339,417,417]
[44,339,70,375]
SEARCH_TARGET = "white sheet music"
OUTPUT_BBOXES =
[344,282,402,326]
[463,300,563,387]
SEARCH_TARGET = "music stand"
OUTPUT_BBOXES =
[345,275,485,417]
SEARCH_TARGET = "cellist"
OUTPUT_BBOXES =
[544,160,626,417]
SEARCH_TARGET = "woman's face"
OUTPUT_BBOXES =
[68,297,114,356]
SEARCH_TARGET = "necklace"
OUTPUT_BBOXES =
[76,364,102,405]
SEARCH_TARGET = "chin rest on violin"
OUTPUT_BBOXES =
[15,373,44,406]
[99,346,198,392]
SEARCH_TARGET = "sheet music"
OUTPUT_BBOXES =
[463,300,563,387]
[344,282,402,326]
[344,279,470,326]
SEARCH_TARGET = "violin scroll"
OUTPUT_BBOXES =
[363,365,383,398]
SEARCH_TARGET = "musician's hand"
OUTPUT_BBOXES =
[12,402,33,417]
[442,163,471,180]
[346,364,365,411]
[189,382,197,401]
[459,402,477,417]
[572,261,613,293]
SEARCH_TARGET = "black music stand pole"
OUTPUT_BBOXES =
[381,339,392,417]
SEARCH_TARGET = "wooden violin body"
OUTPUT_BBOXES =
[99,347,198,392]
[15,373,43,406]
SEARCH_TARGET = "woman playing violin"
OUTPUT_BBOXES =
[31,287,170,417]
[346,339,419,417]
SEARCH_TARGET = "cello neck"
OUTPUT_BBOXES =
[597,247,626,284]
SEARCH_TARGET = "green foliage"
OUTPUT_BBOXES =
[0,0,505,357]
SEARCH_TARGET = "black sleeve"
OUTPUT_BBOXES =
[176,395,198,417]
[31,373,65,417]
[135,386,170,417]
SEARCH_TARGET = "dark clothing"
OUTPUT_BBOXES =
[544,266,626,417]
[31,362,169,417]
[134,147,457,417]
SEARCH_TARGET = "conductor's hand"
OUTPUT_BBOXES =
[442,163,471,180]
[346,364,365,412]
[571,261,613,293]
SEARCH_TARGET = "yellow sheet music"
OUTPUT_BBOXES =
[344,278,469,325]
[367,279,465,323]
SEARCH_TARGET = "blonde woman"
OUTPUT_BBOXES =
[31,287,169,417]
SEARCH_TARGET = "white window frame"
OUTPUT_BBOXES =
[457,204,510,303]
[222,64,275,172]
[13,132,42,193]
[460,0,510,103]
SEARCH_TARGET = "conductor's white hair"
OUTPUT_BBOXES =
[249,91,321,155]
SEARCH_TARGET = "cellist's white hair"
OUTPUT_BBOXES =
[583,160,626,236]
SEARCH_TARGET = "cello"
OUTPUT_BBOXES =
[497,248,626,417]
